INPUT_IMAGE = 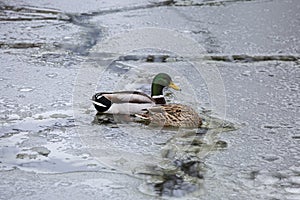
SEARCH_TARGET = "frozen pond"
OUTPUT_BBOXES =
[0,0,299,199]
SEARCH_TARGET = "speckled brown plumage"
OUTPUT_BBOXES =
[136,104,202,128]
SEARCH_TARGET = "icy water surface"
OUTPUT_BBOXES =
[73,46,238,197]
[1,0,300,199]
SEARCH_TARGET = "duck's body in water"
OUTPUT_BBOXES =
[92,73,180,114]
[92,73,202,128]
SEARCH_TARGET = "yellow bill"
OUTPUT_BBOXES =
[169,81,181,91]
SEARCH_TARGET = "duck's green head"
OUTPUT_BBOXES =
[151,73,180,97]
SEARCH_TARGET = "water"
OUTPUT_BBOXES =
[1,0,300,199]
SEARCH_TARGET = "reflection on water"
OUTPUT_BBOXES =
[91,106,235,197]
[77,49,237,197]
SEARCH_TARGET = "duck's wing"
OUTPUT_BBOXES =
[136,104,202,127]
[144,104,183,114]
[135,105,177,126]
[97,91,155,104]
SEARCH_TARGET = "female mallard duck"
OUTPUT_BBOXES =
[135,104,202,128]
[92,73,180,114]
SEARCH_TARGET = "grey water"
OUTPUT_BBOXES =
[1,0,299,199]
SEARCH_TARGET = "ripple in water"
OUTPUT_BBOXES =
[46,73,58,78]
[18,87,34,92]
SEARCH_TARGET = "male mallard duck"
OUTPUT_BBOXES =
[92,73,180,114]
[135,104,202,128]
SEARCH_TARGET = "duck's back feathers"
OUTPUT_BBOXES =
[135,104,202,128]
[95,91,155,103]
